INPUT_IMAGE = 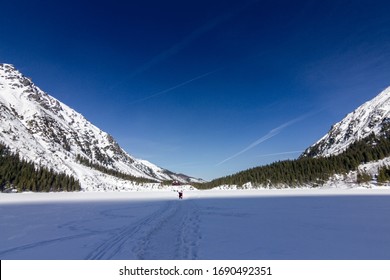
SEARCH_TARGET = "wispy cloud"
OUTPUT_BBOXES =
[216,112,314,166]
[128,69,219,105]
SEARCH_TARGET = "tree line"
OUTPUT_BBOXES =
[0,143,81,192]
[195,132,390,189]
[76,154,158,184]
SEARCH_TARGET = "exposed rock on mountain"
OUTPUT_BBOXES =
[303,86,390,157]
[0,63,202,190]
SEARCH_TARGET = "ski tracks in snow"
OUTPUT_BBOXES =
[87,199,202,260]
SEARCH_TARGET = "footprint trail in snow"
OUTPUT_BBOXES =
[87,199,201,260]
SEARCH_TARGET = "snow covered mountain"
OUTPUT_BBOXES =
[0,63,202,190]
[303,86,390,157]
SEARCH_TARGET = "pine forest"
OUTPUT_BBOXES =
[0,142,81,192]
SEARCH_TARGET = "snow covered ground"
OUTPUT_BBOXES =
[1,188,390,260]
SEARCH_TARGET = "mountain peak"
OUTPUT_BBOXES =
[0,63,201,190]
[303,86,390,158]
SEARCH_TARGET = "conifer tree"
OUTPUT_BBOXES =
[0,142,81,192]
[195,130,390,189]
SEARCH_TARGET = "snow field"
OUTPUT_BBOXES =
[1,188,390,260]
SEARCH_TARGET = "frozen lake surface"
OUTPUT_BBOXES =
[1,189,390,260]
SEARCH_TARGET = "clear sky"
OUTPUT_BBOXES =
[1,0,390,180]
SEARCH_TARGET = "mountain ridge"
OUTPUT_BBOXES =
[197,86,390,189]
[302,86,390,158]
[0,63,203,191]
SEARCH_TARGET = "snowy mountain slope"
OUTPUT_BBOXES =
[303,86,390,157]
[205,86,390,190]
[0,63,202,190]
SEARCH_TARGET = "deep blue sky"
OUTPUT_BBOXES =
[1,0,390,180]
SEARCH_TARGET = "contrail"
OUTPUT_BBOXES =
[256,150,304,158]
[128,69,219,105]
[216,112,314,166]
[110,1,259,90]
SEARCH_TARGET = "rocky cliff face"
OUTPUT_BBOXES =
[303,86,390,158]
[0,63,202,190]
